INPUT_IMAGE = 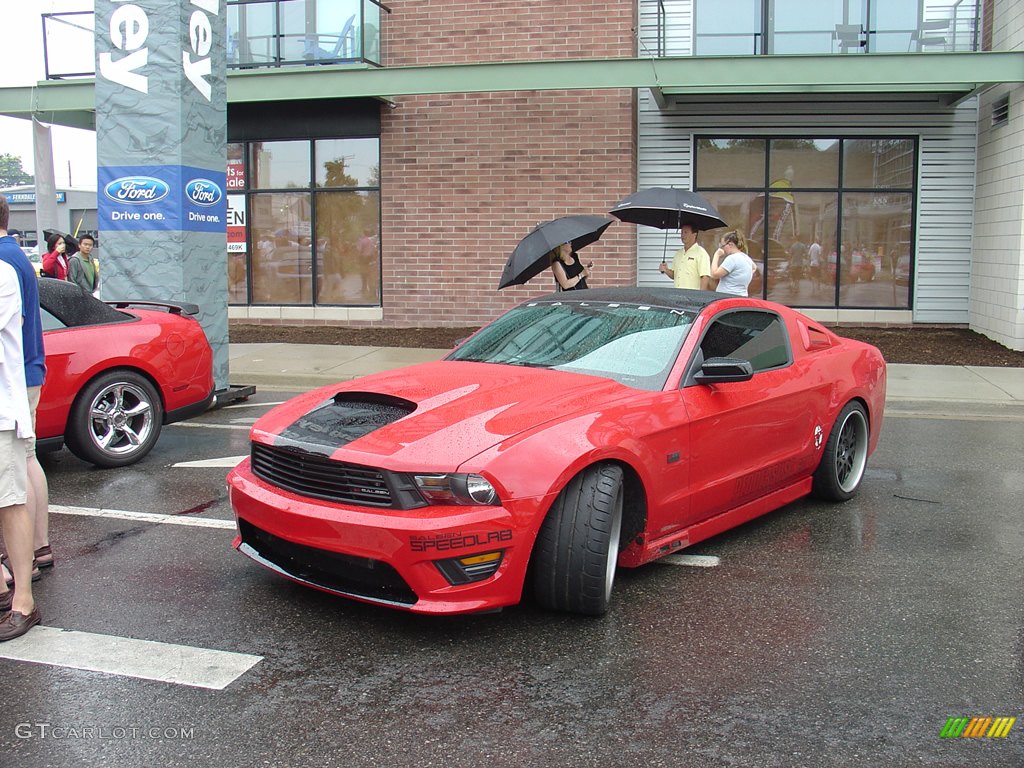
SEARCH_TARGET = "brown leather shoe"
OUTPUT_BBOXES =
[0,607,41,642]
[0,589,11,614]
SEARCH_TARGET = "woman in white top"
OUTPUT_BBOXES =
[711,230,754,297]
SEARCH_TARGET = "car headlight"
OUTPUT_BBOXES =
[413,473,500,506]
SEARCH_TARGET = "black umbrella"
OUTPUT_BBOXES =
[609,188,727,231]
[498,214,614,289]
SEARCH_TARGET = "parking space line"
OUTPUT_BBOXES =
[173,456,247,468]
[658,554,721,567]
[52,505,235,530]
[222,401,285,409]
[0,627,261,690]
[173,422,251,431]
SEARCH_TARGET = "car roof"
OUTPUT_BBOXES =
[38,277,133,328]
[525,287,728,312]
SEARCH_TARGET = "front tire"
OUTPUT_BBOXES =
[812,401,869,501]
[533,464,624,616]
[65,370,163,468]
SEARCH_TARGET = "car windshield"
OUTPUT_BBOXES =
[447,300,696,390]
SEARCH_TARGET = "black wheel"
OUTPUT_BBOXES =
[812,401,869,501]
[65,370,163,468]
[532,464,624,616]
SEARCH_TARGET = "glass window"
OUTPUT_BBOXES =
[769,139,839,189]
[249,192,312,304]
[227,142,246,191]
[315,190,381,305]
[698,311,790,372]
[838,192,912,308]
[696,135,914,310]
[250,141,310,190]
[227,194,248,305]
[843,139,915,189]
[448,301,696,391]
[315,139,380,188]
[227,0,277,67]
[694,0,763,55]
[760,192,839,308]
[695,138,766,188]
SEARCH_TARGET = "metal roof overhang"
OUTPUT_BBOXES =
[1,52,1020,130]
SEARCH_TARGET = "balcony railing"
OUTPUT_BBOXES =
[652,0,980,58]
[41,0,390,81]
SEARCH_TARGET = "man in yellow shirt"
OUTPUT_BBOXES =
[658,223,712,290]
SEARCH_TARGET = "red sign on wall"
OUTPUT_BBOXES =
[227,161,245,190]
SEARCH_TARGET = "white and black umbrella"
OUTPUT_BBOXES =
[498,215,614,289]
[609,188,727,231]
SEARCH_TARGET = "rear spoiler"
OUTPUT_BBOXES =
[106,300,200,316]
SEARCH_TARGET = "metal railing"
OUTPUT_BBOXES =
[41,1,391,81]
[651,0,980,59]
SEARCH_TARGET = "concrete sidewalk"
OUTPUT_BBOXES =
[227,343,1024,411]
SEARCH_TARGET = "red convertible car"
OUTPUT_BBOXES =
[38,278,214,468]
[228,288,886,616]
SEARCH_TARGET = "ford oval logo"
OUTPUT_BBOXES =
[103,176,170,205]
[185,178,223,207]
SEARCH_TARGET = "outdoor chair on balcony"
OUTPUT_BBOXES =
[908,20,950,52]
[303,14,357,63]
[833,24,866,53]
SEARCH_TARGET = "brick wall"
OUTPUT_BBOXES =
[375,0,637,327]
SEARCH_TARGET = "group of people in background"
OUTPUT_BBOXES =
[546,224,758,297]
[658,224,758,297]
[42,231,100,296]
[0,194,51,642]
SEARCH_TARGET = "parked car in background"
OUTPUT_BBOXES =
[37,278,214,467]
[894,255,911,286]
[21,246,41,276]
[229,288,887,617]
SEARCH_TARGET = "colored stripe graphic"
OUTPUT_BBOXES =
[940,716,1015,738]
[988,717,1016,738]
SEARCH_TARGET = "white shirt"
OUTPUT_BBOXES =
[0,260,33,439]
[716,251,754,297]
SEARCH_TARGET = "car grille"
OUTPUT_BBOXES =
[251,443,394,507]
[237,518,417,606]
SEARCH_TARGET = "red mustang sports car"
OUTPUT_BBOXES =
[228,288,886,616]
[37,278,214,468]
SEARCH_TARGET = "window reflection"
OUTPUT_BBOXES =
[315,139,380,188]
[839,193,912,307]
[250,141,310,189]
[250,192,313,305]
[315,190,381,305]
[843,139,914,188]
[695,138,766,188]
[696,137,915,309]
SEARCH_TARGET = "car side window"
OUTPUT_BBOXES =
[40,308,68,332]
[697,310,791,373]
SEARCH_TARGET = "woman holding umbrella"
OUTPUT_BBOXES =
[550,242,592,291]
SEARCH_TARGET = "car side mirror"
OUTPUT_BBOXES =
[693,356,754,384]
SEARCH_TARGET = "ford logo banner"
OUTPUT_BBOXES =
[103,176,170,205]
[185,178,224,207]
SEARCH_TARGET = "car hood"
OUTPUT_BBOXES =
[251,361,631,470]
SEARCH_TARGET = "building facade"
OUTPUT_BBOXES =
[1,0,1022,347]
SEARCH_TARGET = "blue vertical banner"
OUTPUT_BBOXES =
[95,0,229,390]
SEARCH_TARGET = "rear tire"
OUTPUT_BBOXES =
[65,370,163,468]
[812,401,869,501]
[533,464,624,616]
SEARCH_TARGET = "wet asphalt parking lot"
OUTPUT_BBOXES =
[1,390,1021,767]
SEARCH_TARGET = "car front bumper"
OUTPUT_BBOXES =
[227,458,539,615]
